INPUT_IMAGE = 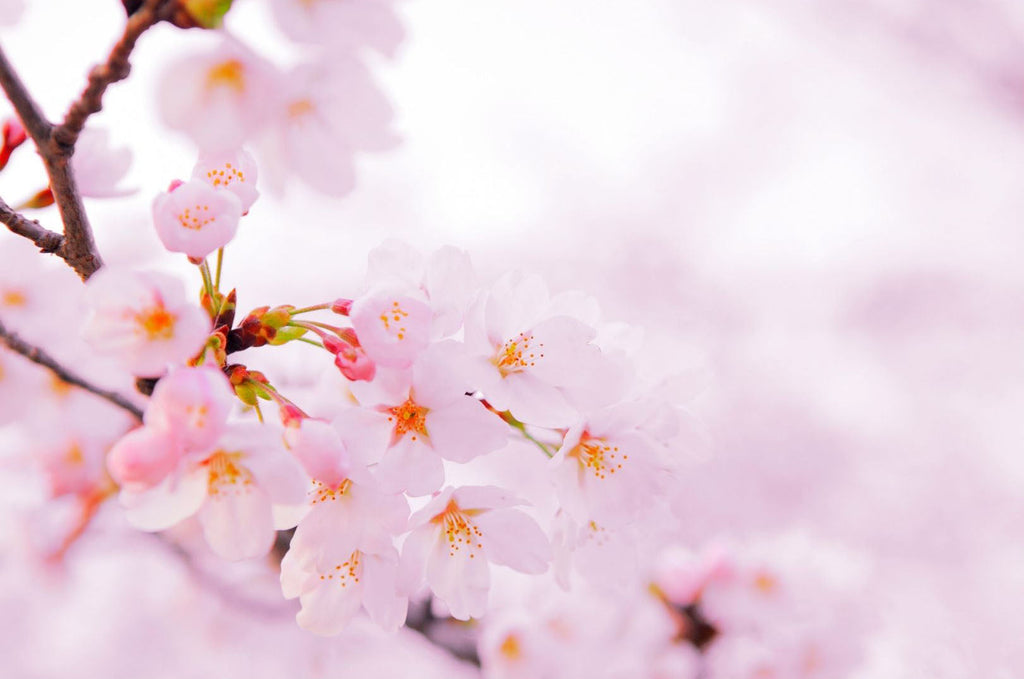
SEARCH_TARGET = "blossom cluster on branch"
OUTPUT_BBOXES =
[0,2,884,678]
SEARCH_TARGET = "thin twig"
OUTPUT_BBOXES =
[55,0,169,147]
[0,196,64,253]
[0,42,101,280]
[0,317,143,420]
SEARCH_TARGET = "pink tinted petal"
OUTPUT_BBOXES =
[280,543,318,598]
[296,571,363,636]
[244,442,309,509]
[475,508,552,574]
[398,525,435,594]
[503,374,577,428]
[350,293,431,369]
[360,551,407,631]
[333,406,392,466]
[120,467,207,531]
[452,485,523,511]
[426,535,490,621]
[524,315,600,386]
[146,366,234,452]
[106,426,181,489]
[373,437,444,496]
[426,396,508,463]
[283,418,349,486]
[198,482,275,560]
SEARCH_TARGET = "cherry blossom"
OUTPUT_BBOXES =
[81,268,211,377]
[258,59,396,196]
[400,485,551,621]
[191,148,259,213]
[348,292,432,370]
[341,343,509,495]
[269,0,405,57]
[462,271,616,428]
[71,127,135,198]
[158,37,280,152]
[120,422,308,560]
[152,179,242,258]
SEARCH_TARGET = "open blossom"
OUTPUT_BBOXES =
[463,272,615,428]
[82,268,211,377]
[400,485,551,621]
[281,456,410,634]
[365,240,478,338]
[348,291,432,369]
[259,59,396,196]
[340,343,509,495]
[159,38,279,152]
[72,127,135,198]
[152,179,242,258]
[269,0,405,57]
[550,400,673,529]
[191,148,259,213]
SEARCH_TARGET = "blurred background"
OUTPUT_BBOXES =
[2,0,1023,676]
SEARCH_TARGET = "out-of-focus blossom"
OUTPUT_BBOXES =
[269,0,405,57]
[152,179,242,258]
[258,59,397,196]
[158,38,280,152]
[72,127,135,198]
[81,268,211,377]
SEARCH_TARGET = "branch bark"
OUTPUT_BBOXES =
[0,1,171,280]
[0,317,144,420]
[0,196,64,253]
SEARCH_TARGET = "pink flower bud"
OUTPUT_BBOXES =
[331,298,353,315]
[107,426,182,489]
[335,343,375,382]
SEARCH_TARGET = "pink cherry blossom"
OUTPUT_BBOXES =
[71,127,135,198]
[365,240,478,338]
[106,425,182,491]
[81,268,212,377]
[463,271,617,428]
[120,423,308,560]
[550,400,673,529]
[144,366,235,452]
[258,59,396,196]
[400,485,551,621]
[152,179,242,259]
[269,0,405,57]
[158,37,280,152]
[340,344,509,495]
[348,292,431,370]
[191,148,259,213]
[283,417,350,488]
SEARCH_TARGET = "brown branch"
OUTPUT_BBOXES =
[0,196,64,253]
[55,0,170,148]
[0,317,144,420]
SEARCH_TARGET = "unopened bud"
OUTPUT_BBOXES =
[335,344,375,382]
[331,298,353,316]
[0,118,27,171]
[169,0,235,29]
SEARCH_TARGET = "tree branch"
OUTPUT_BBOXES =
[55,0,169,148]
[0,196,64,253]
[0,317,143,420]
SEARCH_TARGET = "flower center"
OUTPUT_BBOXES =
[203,450,252,496]
[310,478,351,505]
[176,204,215,231]
[288,98,315,120]
[433,500,483,558]
[206,59,246,93]
[319,550,362,588]
[378,300,410,340]
[134,303,177,340]
[493,331,543,376]
[386,397,429,442]
[205,161,246,188]
[1,289,27,308]
[568,434,626,480]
